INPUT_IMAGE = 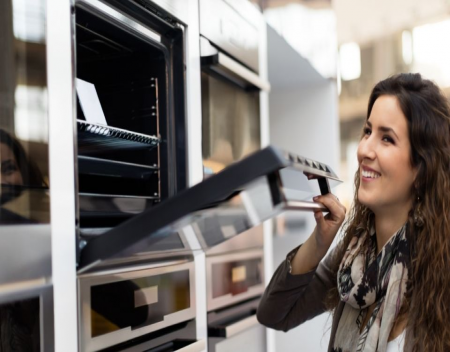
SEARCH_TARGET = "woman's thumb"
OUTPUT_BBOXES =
[314,211,325,228]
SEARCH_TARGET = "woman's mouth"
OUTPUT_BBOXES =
[361,170,381,179]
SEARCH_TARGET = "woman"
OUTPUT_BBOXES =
[0,128,45,188]
[257,73,450,351]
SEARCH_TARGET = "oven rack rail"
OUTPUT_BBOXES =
[78,155,158,179]
[77,120,160,151]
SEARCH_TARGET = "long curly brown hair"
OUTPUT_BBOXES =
[326,73,450,351]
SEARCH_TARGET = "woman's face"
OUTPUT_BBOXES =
[357,95,417,213]
[0,142,23,186]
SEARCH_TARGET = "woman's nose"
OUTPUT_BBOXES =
[357,137,376,160]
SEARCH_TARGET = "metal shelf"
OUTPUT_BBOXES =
[78,155,158,179]
[77,120,160,152]
[79,192,159,200]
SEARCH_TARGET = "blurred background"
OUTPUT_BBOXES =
[252,0,450,350]
[251,0,450,208]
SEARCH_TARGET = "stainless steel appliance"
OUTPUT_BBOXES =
[78,259,202,351]
[74,0,188,235]
[0,285,54,351]
[78,145,341,350]
[206,249,265,352]
[78,147,341,271]
[68,2,340,352]
[199,0,270,173]
[72,1,208,351]
[0,0,54,349]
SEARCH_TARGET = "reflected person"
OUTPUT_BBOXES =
[0,129,47,223]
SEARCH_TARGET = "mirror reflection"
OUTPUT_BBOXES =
[0,0,49,225]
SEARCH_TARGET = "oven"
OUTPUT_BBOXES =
[0,285,54,351]
[78,146,342,271]
[78,260,205,352]
[199,0,270,174]
[77,143,341,349]
[74,0,187,236]
[206,249,265,352]
[70,4,341,352]
[198,2,272,348]
[72,1,209,350]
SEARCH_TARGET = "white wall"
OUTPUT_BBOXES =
[270,83,340,167]
[268,78,340,352]
[270,81,340,237]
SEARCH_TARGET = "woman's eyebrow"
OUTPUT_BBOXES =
[366,120,399,139]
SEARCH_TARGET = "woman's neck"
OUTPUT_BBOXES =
[373,207,410,253]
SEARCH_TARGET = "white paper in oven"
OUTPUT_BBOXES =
[76,78,108,125]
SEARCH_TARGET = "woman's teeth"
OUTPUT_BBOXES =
[362,170,380,179]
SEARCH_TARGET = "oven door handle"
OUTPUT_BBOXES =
[209,314,260,338]
[201,38,270,92]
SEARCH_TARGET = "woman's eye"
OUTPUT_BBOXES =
[1,162,18,175]
[363,127,371,135]
[382,135,395,144]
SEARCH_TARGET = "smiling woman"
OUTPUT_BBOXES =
[257,73,450,352]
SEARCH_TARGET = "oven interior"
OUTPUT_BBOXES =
[74,2,186,234]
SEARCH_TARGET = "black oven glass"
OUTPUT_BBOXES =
[0,297,40,351]
[201,72,260,174]
[212,258,262,298]
[91,270,190,337]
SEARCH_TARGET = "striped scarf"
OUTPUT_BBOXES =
[333,224,410,352]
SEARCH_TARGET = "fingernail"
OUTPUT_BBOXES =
[313,196,319,201]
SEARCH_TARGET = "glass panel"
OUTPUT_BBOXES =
[0,297,41,350]
[212,258,262,298]
[201,73,260,174]
[91,270,190,338]
[0,0,49,225]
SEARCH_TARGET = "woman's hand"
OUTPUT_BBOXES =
[312,193,346,256]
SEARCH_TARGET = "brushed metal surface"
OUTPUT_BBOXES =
[199,0,261,73]
[0,225,51,287]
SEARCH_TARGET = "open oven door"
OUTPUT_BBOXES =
[77,146,342,273]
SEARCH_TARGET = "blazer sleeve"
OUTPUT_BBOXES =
[257,244,337,332]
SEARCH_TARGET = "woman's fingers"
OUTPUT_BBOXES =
[313,194,346,223]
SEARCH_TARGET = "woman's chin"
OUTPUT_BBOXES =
[357,191,374,210]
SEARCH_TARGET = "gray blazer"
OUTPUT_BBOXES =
[256,245,346,352]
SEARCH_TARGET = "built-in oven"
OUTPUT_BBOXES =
[0,285,54,351]
[78,146,341,270]
[74,0,187,235]
[77,144,341,349]
[69,8,341,352]
[205,249,265,352]
[78,259,206,352]
[199,0,270,174]
[71,1,209,350]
